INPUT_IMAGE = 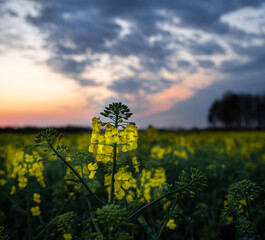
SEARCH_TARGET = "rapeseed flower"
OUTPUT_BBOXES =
[105,166,137,200]
[166,219,176,230]
[33,193,41,203]
[132,157,140,172]
[31,206,41,216]
[63,233,72,240]
[87,162,98,179]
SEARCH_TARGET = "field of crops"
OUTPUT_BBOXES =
[1,111,265,239]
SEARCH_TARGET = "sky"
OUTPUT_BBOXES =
[0,0,265,129]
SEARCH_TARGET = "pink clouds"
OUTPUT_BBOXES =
[135,85,194,118]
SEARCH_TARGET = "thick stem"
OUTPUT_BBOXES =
[46,141,105,205]
[109,108,119,204]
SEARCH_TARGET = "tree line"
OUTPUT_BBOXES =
[208,92,265,129]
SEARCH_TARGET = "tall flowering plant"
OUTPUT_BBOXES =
[88,102,138,203]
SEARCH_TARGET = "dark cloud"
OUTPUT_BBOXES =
[22,0,265,83]
[111,33,170,60]
[6,9,18,17]
[26,7,122,55]
[231,43,265,59]
[198,60,215,68]
[47,57,88,74]
[177,60,191,68]
[221,57,265,74]
[108,77,173,94]
[220,44,265,74]
[25,2,169,83]
[23,0,264,84]
[189,39,226,55]
[46,57,100,86]
[177,60,197,73]
[73,77,101,86]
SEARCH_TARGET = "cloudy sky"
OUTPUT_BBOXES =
[0,0,264,128]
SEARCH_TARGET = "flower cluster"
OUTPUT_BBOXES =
[87,111,139,204]
[140,168,166,202]
[31,193,41,217]
[89,117,138,164]
[151,144,188,160]
[31,192,42,217]
[105,166,137,200]
[9,151,45,194]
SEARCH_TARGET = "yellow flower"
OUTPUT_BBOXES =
[104,166,137,200]
[87,162,98,179]
[25,154,34,163]
[126,191,135,202]
[10,186,16,195]
[122,144,132,152]
[151,146,165,159]
[33,193,41,203]
[63,233,72,240]
[18,176,28,189]
[173,149,188,159]
[105,125,119,144]
[0,179,6,186]
[132,157,140,172]
[163,200,171,210]
[31,206,41,216]
[166,219,176,230]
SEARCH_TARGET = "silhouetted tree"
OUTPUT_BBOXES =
[208,100,221,127]
[208,91,265,129]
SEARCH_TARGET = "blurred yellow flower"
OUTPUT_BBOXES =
[33,193,41,203]
[63,233,72,240]
[166,219,176,230]
[31,206,41,216]
[87,162,98,179]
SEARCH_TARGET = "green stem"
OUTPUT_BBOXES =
[157,198,178,238]
[46,141,105,205]
[123,188,128,210]
[108,223,112,240]
[246,194,252,222]
[117,180,196,228]
[0,190,27,215]
[110,143,117,204]
[109,109,119,204]
[34,195,74,240]
[26,182,33,240]
[80,163,101,235]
